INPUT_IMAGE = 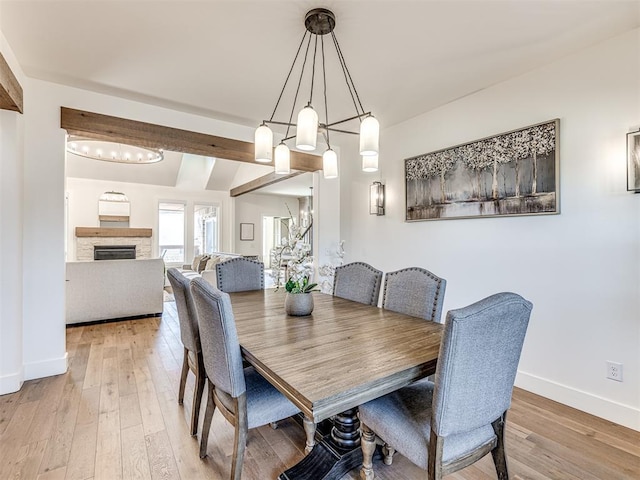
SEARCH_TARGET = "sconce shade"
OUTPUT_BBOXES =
[362,154,379,172]
[360,115,380,156]
[323,149,338,179]
[296,105,319,151]
[275,142,291,174]
[370,181,385,215]
[255,123,273,163]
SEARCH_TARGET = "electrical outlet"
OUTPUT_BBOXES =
[606,361,623,382]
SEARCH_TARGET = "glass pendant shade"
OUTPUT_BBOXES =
[362,154,378,172]
[296,105,319,151]
[323,148,338,179]
[255,124,273,163]
[359,115,380,156]
[274,143,291,174]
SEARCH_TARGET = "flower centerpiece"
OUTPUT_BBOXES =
[270,207,318,316]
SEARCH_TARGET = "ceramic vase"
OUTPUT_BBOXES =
[285,292,314,316]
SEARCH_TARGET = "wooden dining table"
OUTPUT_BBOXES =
[228,289,443,480]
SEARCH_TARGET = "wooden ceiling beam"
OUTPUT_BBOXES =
[230,171,306,197]
[0,52,23,113]
[60,107,322,172]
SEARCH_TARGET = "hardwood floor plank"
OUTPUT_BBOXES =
[10,439,49,480]
[37,466,67,480]
[133,359,165,437]
[145,429,180,480]
[0,389,21,435]
[83,343,104,390]
[65,422,98,480]
[120,392,143,430]
[121,424,152,480]
[38,381,82,475]
[95,355,122,480]
[94,409,122,480]
[0,400,40,478]
[24,374,68,442]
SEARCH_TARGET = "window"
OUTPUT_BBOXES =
[158,202,185,264]
[194,204,219,255]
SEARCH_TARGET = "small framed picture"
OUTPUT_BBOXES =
[627,130,640,192]
[240,223,254,241]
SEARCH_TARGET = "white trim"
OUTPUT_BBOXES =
[0,367,24,395]
[23,352,68,381]
[516,370,640,432]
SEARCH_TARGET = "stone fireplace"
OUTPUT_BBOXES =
[75,227,152,261]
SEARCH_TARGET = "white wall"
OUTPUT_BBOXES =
[66,177,232,262]
[342,28,640,430]
[0,30,25,394]
[233,192,303,258]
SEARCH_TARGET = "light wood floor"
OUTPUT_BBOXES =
[1,302,639,480]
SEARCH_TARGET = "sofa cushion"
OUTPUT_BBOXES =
[191,255,203,272]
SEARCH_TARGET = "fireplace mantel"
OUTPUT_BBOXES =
[75,227,152,238]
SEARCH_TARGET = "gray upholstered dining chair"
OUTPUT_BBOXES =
[215,257,264,293]
[166,268,205,436]
[333,261,383,306]
[190,277,300,480]
[359,292,533,480]
[382,267,447,322]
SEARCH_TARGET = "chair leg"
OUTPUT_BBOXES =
[491,412,509,480]
[360,422,376,480]
[178,347,189,405]
[230,395,248,480]
[382,443,395,465]
[303,416,316,454]
[199,382,216,459]
[190,356,206,436]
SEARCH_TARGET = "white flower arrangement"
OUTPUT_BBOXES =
[269,207,317,293]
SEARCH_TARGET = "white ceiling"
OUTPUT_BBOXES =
[3,0,640,194]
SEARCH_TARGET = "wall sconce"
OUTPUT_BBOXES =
[369,181,385,216]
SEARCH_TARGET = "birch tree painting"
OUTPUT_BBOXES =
[405,119,559,221]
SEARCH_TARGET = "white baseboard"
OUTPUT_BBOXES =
[23,352,68,381]
[516,370,640,432]
[0,368,24,395]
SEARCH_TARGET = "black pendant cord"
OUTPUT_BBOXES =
[331,31,366,120]
[283,32,314,140]
[268,30,308,124]
[322,35,331,149]
[309,34,319,107]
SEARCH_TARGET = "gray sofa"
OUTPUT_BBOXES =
[66,258,165,324]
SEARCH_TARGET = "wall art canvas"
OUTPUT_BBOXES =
[405,119,559,221]
[627,130,640,192]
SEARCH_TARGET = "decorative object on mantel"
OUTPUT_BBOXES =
[627,129,640,192]
[98,191,130,223]
[254,8,379,179]
[67,135,163,164]
[369,182,385,216]
[405,119,559,221]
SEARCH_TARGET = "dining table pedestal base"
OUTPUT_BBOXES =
[279,411,380,480]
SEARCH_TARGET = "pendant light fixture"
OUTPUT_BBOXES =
[254,8,379,178]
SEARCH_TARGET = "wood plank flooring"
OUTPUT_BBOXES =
[1,302,638,480]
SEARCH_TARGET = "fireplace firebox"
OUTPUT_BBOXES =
[94,245,136,260]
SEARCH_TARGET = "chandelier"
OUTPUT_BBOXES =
[67,136,163,164]
[254,8,379,178]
